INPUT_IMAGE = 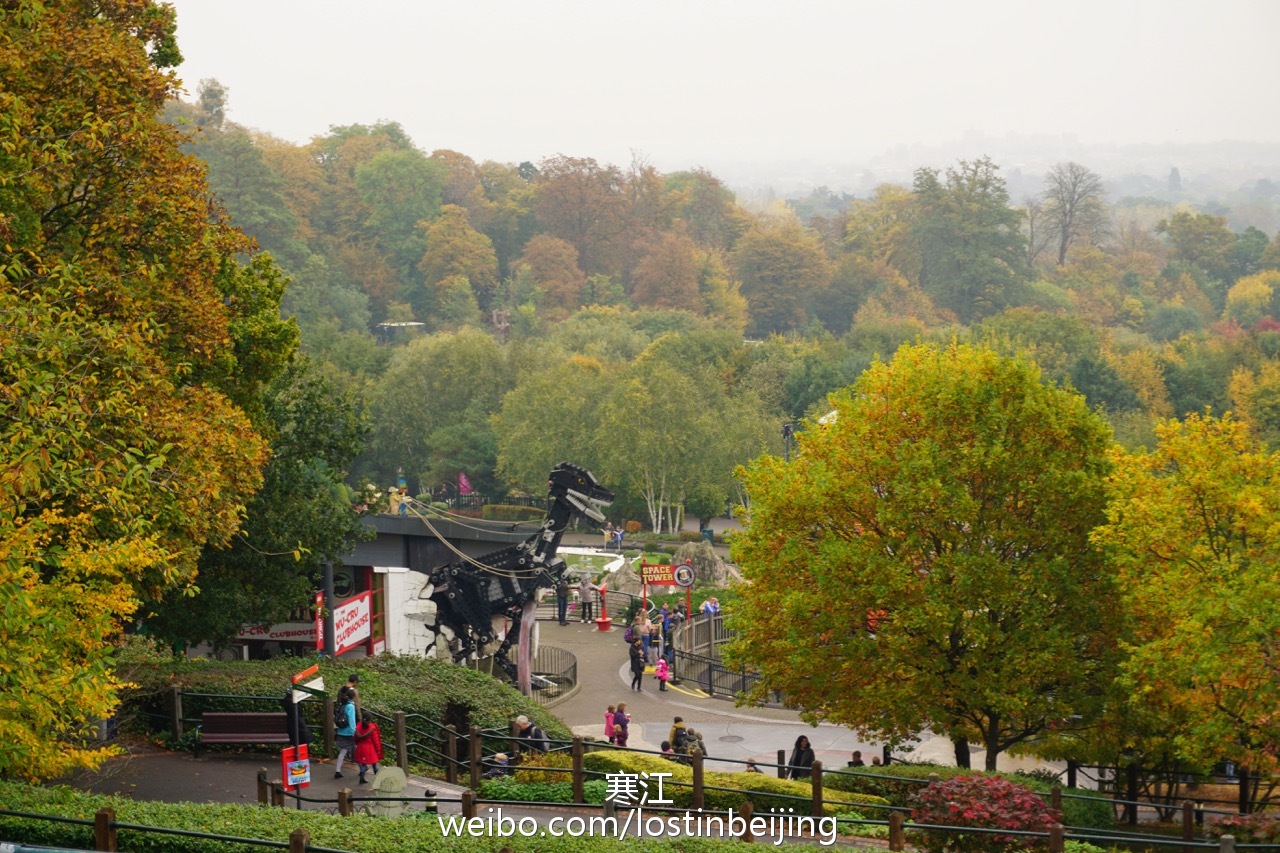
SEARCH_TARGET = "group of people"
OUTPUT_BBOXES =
[601,522,625,552]
[553,573,603,625]
[660,716,707,763]
[604,703,631,747]
[332,674,385,784]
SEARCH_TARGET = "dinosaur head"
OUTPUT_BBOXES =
[547,462,614,523]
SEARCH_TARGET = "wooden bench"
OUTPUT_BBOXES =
[195,711,292,758]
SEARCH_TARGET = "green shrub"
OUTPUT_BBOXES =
[678,531,703,542]
[116,655,570,766]
[481,504,546,521]
[578,750,887,817]
[0,779,756,852]
[824,765,1113,831]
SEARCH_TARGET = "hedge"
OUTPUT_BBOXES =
[822,764,1114,830]
[115,652,571,754]
[481,504,546,522]
[0,780,847,853]
[580,750,889,817]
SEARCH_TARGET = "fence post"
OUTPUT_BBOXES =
[271,784,285,808]
[603,797,616,822]
[888,811,904,852]
[572,737,585,804]
[509,719,519,760]
[1182,800,1195,853]
[462,789,477,819]
[445,726,459,785]
[1051,785,1062,814]
[1067,759,1078,788]
[94,807,117,852]
[691,752,704,810]
[323,695,335,757]
[1218,834,1236,853]
[338,788,352,817]
[1125,763,1139,826]
[395,711,408,770]
[469,725,482,791]
[740,801,754,842]
[1049,823,1064,853]
[811,760,824,818]
[257,768,269,805]
[1237,767,1249,815]
[169,687,183,740]
[289,828,309,853]
[776,749,787,780]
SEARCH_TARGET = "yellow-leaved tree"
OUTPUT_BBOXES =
[1092,414,1280,780]
[0,0,292,779]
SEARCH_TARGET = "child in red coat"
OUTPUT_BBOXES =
[354,710,384,784]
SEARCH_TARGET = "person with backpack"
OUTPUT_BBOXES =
[514,714,549,754]
[353,709,384,784]
[333,685,357,778]
[555,575,571,625]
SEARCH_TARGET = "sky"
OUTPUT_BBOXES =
[165,0,1280,176]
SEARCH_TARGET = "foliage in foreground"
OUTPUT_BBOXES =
[0,780,819,853]
[823,765,1114,831]
[910,774,1060,853]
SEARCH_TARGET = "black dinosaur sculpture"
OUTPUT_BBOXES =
[427,462,614,685]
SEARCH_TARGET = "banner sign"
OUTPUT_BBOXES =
[236,622,316,642]
[640,561,679,586]
[334,591,372,655]
[315,591,324,651]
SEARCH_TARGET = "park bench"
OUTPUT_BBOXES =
[194,711,291,758]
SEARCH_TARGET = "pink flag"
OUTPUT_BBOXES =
[458,472,472,495]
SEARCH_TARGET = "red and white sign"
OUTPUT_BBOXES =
[334,591,372,655]
[314,591,324,651]
[237,622,317,643]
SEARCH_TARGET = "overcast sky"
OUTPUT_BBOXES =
[165,0,1279,174]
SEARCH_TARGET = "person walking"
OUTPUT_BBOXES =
[353,709,384,784]
[613,703,630,747]
[629,639,646,691]
[604,704,616,744]
[788,734,815,780]
[654,655,670,691]
[333,685,357,779]
[668,716,689,756]
[555,574,571,625]
[514,714,549,754]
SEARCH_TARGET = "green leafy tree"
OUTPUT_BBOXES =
[912,157,1028,323]
[1092,414,1280,776]
[143,362,370,648]
[729,343,1118,770]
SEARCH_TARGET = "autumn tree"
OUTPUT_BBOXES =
[514,234,587,319]
[1092,414,1280,776]
[729,343,1118,770]
[0,0,294,779]
[1041,162,1109,267]
[731,215,833,336]
[630,230,701,311]
[417,203,499,319]
[533,155,627,276]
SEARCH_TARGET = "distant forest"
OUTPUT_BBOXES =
[168,81,1280,530]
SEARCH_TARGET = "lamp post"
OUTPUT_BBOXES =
[781,422,794,462]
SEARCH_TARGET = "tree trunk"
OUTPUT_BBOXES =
[984,714,1001,771]
[953,736,971,769]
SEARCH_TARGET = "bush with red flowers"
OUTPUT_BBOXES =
[1207,812,1280,845]
[910,773,1061,853]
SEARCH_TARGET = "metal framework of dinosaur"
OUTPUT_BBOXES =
[427,462,613,684]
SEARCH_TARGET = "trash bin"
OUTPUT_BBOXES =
[700,529,714,544]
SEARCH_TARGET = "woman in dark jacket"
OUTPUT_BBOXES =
[788,734,815,780]
[629,639,646,691]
